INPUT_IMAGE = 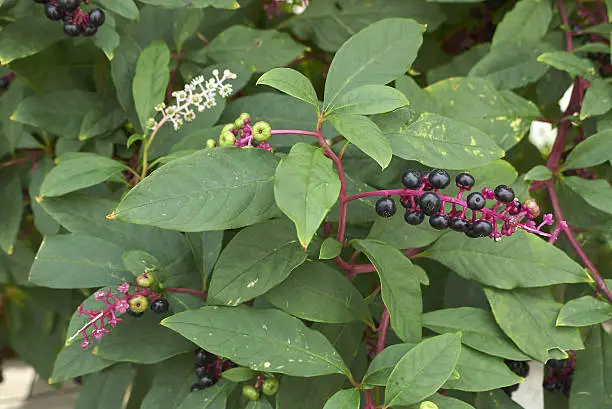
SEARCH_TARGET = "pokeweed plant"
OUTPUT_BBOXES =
[0,0,611,409]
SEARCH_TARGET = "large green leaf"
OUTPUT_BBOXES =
[137,0,237,7]
[74,364,132,409]
[537,51,598,80]
[139,354,194,409]
[385,333,462,407]
[484,288,585,362]
[563,129,612,169]
[328,85,408,116]
[208,218,307,306]
[562,177,612,216]
[415,394,476,409]
[95,0,139,19]
[363,343,416,386]
[177,382,234,409]
[132,41,170,131]
[420,230,589,289]
[162,306,351,377]
[422,308,530,360]
[257,68,319,110]
[474,390,524,409]
[353,239,422,342]
[114,148,279,231]
[50,343,115,384]
[111,36,143,132]
[580,78,612,119]
[367,210,444,250]
[0,168,22,254]
[556,296,612,327]
[0,14,65,65]
[492,0,553,45]
[324,18,425,108]
[323,389,360,409]
[274,143,340,248]
[265,261,372,325]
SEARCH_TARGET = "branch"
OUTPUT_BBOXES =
[166,287,207,301]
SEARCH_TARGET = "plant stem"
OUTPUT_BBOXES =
[0,155,32,168]
[558,0,574,52]
[140,116,169,180]
[376,308,390,353]
[270,129,319,137]
[166,287,207,300]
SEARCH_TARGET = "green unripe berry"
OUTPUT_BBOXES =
[242,385,259,401]
[253,121,272,142]
[239,112,251,121]
[221,123,235,133]
[420,401,439,409]
[129,295,149,314]
[206,139,217,149]
[125,123,135,133]
[234,117,246,128]
[219,131,236,147]
[262,378,279,396]
[135,273,154,288]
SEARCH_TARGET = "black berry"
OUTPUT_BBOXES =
[429,214,450,230]
[126,309,144,318]
[198,373,216,388]
[466,192,486,210]
[44,3,64,20]
[508,199,521,215]
[494,185,515,203]
[57,0,80,11]
[449,218,471,232]
[63,23,83,36]
[195,349,212,366]
[191,383,203,392]
[195,366,209,379]
[33,0,51,2]
[402,169,422,189]
[455,172,475,189]
[466,220,493,238]
[88,8,105,26]
[0,78,9,90]
[404,210,424,225]
[418,192,441,216]
[375,197,396,218]
[150,298,169,314]
[428,169,451,189]
[502,383,520,396]
[82,25,98,37]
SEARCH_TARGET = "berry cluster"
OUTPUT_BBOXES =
[543,357,574,396]
[33,0,105,37]
[264,0,309,18]
[242,376,279,401]
[190,348,236,392]
[207,114,273,151]
[502,360,530,396]
[374,169,555,240]
[69,273,170,349]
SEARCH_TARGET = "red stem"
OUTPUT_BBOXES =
[376,308,390,354]
[166,288,207,300]
[558,0,574,52]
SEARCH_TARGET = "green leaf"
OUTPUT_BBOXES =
[328,113,392,169]
[111,36,142,132]
[422,308,530,361]
[78,104,126,141]
[257,68,319,110]
[562,177,612,216]
[537,51,598,79]
[524,165,552,181]
[114,148,279,231]
[580,78,612,119]
[29,157,60,236]
[29,234,130,289]
[474,390,523,409]
[328,85,408,116]
[367,210,444,250]
[385,333,462,407]
[220,367,257,382]
[0,168,22,254]
[492,0,553,46]
[569,325,612,409]
[363,343,416,386]
[137,0,237,7]
[353,239,422,342]
[274,143,341,248]
[374,110,504,169]
[40,153,127,197]
[177,382,234,409]
[50,343,115,384]
[442,346,521,391]
[484,288,585,362]
[174,9,205,53]
[265,261,372,325]
[139,354,195,409]
[429,44,491,84]
[562,129,612,169]
[91,24,121,60]
[208,218,307,306]
[162,306,351,377]
[319,238,343,260]
[418,394,476,409]
[324,18,425,109]
[323,389,360,409]
[207,26,306,72]
[95,0,139,19]
[0,14,65,65]
[556,296,612,327]
[420,230,589,289]
[132,41,171,131]
[74,364,132,409]
[245,399,273,409]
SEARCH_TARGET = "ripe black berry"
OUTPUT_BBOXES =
[195,366,209,379]
[543,380,563,392]
[402,169,422,189]
[150,298,169,314]
[0,78,9,90]
[404,210,424,225]
[508,199,521,215]
[57,0,80,11]
[494,185,515,203]
[449,218,471,232]
[418,192,441,216]
[44,3,64,20]
[191,383,203,392]
[429,214,450,230]
[88,8,105,27]
[195,348,212,366]
[63,23,83,37]
[455,172,475,189]
[375,197,396,218]
[466,220,493,238]
[82,25,98,37]
[502,383,520,396]
[466,192,486,210]
[198,373,217,388]
[428,169,451,189]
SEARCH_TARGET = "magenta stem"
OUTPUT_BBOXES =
[271,129,319,137]
[376,308,390,354]
[166,288,207,300]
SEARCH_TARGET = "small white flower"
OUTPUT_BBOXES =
[529,120,558,154]
[292,4,306,14]
[154,103,166,111]
[559,84,574,112]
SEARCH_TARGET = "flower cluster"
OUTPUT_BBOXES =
[150,69,237,131]
[264,0,309,18]
[206,113,273,151]
[33,0,106,37]
[543,355,575,396]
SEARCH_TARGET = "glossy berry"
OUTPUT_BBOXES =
[88,8,105,26]
[205,139,216,149]
[404,210,425,225]
[195,366,209,379]
[136,273,154,288]
[44,3,64,20]
[239,112,251,121]
[219,130,236,147]
[253,121,272,142]
[191,383,203,392]
[198,373,216,388]
[466,192,486,210]
[466,220,493,238]
[401,169,422,189]
[221,123,236,133]
[195,348,213,366]
[57,0,79,11]
[150,298,169,314]
[375,197,396,218]
[429,214,450,230]
[494,185,515,203]
[242,385,260,401]
[63,23,83,37]
[262,378,279,396]
[449,218,471,232]
[428,169,451,189]
[508,199,521,215]
[455,172,475,189]
[82,25,98,37]
[128,295,149,313]
[418,192,441,216]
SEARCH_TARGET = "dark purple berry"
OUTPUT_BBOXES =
[429,214,450,230]
[494,185,515,203]
[455,172,475,189]
[150,298,169,314]
[466,192,487,210]
[466,219,493,238]
[44,3,64,20]
[418,192,441,216]
[0,78,9,90]
[404,210,424,225]
[195,366,209,379]
[191,383,203,392]
[198,374,217,388]
[82,25,98,37]
[449,218,471,232]
[508,199,521,215]
[195,349,213,366]
[547,359,568,370]
[88,8,105,26]
[428,169,451,189]
[63,22,83,36]
[33,0,50,3]
[375,197,396,218]
[402,169,422,189]
[57,0,80,11]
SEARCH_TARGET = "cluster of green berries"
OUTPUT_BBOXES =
[206,113,273,151]
[242,376,279,401]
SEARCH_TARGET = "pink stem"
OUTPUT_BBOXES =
[558,0,574,52]
[271,129,319,137]
[166,288,207,300]
[376,308,390,353]
[364,390,375,409]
